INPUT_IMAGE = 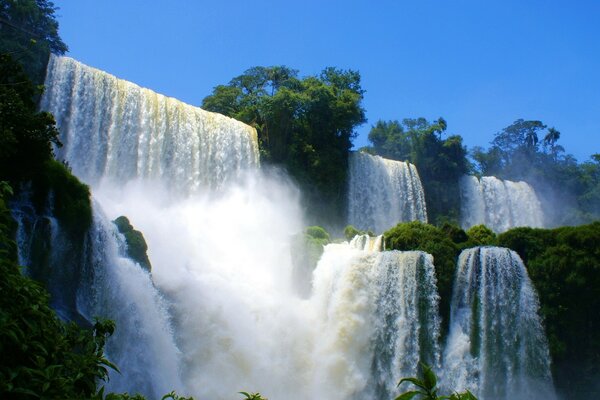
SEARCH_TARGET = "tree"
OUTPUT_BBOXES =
[0,0,67,83]
[0,54,61,183]
[365,118,468,224]
[202,66,366,225]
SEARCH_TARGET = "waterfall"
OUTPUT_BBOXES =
[79,206,184,398]
[311,238,441,399]
[442,247,556,400]
[459,176,544,232]
[11,192,183,398]
[35,55,557,399]
[40,55,259,193]
[348,152,427,234]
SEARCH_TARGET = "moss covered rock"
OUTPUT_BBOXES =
[113,216,151,272]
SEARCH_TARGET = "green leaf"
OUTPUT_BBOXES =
[394,390,421,400]
[422,364,437,390]
[398,377,428,391]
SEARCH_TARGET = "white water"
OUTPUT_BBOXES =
[80,207,184,398]
[38,56,555,399]
[40,55,259,194]
[311,238,441,400]
[348,152,427,234]
[459,176,544,233]
[442,247,556,400]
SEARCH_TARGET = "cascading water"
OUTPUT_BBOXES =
[459,175,544,233]
[35,55,557,400]
[11,193,183,399]
[311,236,441,400]
[442,247,556,400]
[40,55,259,193]
[347,152,428,234]
[79,206,184,398]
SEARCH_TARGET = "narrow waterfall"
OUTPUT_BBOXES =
[348,152,428,234]
[311,237,441,399]
[442,247,555,400]
[459,175,544,232]
[40,55,259,193]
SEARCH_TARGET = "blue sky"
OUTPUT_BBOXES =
[54,0,600,161]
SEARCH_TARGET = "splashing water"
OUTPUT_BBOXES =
[311,238,441,400]
[348,152,428,234]
[442,247,556,400]
[33,56,556,400]
[459,176,544,233]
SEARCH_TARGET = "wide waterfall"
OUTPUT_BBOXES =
[311,236,441,400]
[40,55,259,193]
[459,175,544,232]
[34,55,557,399]
[348,152,427,234]
[442,247,556,400]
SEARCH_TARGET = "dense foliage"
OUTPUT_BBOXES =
[384,220,600,400]
[0,183,114,399]
[0,54,92,235]
[497,223,600,398]
[202,66,366,225]
[363,118,469,224]
[0,0,66,83]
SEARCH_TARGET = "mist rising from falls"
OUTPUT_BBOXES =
[40,55,259,193]
[37,55,557,399]
[11,193,183,399]
[442,247,555,400]
[348,152,428,234]
[460,176,544,233]
[80,207,184,398]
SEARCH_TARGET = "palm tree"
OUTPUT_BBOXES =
[543,127,561,159]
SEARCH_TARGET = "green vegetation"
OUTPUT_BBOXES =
[395,364,477,400]
[471,119,600,225]
[113,216,152,272]
[0,0,67,83]
[0,183,112,399]
[464,225,496,246]
[362,118,469,225]
[384,220,600,399]
[384,222,466,329]
[0,53,92,236]
[291,225,331,296]
[497,223,600,398]
[202,66,366,225]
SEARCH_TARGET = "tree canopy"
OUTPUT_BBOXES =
[471,119,600,225]
[203,66,366,225]
[363,117,468,224]
[0,0,67,82]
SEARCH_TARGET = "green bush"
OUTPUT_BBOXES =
[465,225,496,246]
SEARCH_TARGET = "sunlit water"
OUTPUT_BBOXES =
[347,152,427,234]
[32,55,556,400]
[459,176,544,233]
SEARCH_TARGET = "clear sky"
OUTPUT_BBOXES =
[53,0,600,162]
